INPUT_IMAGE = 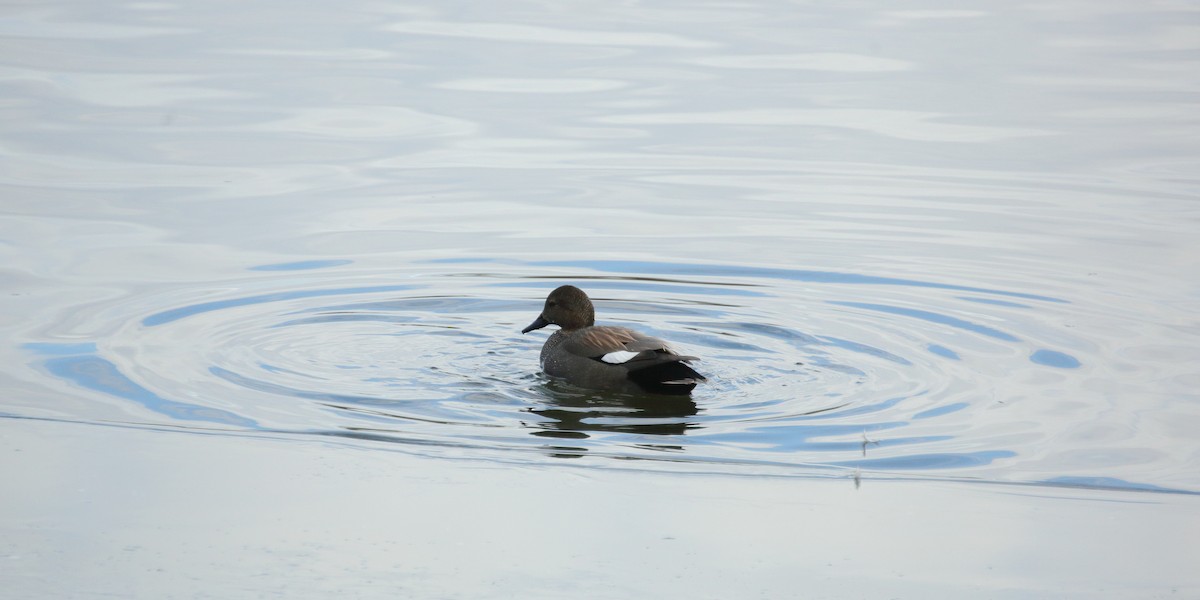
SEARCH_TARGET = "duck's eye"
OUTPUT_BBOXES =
[547,301,557,308]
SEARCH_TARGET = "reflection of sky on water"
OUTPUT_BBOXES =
[141,285,420,326]
[7,420,1196,598]
[491,259,1070,302]
[28,343,256,428]
[831,301,1023,342]
[248,259,353,271]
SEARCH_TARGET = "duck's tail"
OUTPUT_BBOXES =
[627,360,706,395]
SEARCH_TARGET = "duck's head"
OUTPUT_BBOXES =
[521,285,595,333]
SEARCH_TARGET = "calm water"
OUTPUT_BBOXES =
[3,0,1199,597]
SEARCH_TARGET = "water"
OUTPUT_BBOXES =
[12,258,1139,479]
[3,0,1199,597]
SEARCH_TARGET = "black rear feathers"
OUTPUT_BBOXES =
[626,360,706,395]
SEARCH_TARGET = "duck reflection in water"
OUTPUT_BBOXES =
[526,379,701,448]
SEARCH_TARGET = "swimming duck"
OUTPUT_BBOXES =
[521,285,706,395]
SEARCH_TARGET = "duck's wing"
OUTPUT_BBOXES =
[565,326,698,361]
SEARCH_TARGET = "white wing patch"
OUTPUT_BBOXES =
[599,350,640,364]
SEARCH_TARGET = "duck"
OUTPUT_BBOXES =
[521,285,706,395]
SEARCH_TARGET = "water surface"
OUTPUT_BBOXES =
[2,0,1198,597]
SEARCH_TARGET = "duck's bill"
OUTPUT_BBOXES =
[521,315,550,334]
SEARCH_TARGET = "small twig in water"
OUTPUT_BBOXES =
[861,429,880,456]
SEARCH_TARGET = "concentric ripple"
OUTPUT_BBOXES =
[22,257,1107,485]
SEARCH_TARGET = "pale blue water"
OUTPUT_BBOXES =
[2,0,1199,597]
